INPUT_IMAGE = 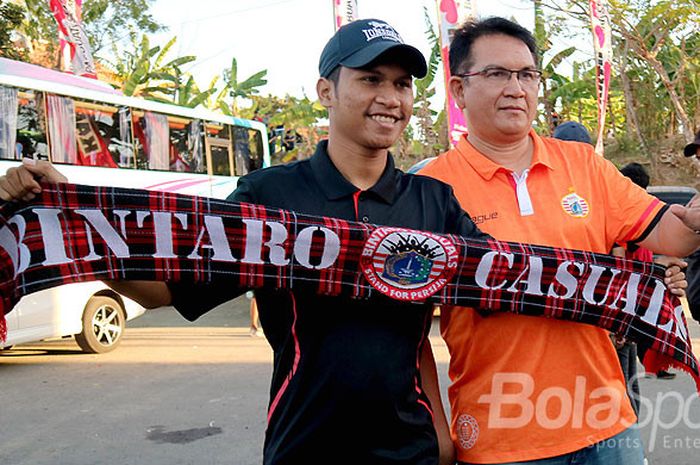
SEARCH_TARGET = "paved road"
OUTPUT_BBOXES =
[1,296,699,465]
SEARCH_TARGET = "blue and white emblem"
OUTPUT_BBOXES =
[361,227,459,301]
[561,191,590,218]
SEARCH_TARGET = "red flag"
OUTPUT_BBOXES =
[436,0,475,146]
[48,0,97,78]
[589,0,613,155]
[333,0,358,30]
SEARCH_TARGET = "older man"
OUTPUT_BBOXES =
[419,17,700,465]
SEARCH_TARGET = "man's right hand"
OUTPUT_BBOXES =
[0,159,68,202]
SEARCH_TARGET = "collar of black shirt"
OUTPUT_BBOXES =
[309,140,398,204]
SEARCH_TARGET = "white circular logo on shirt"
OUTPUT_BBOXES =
[360,227,459,301]
[457,414,480,450]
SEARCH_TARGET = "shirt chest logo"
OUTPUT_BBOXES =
[361,227,459,301]
[561,191,590,218]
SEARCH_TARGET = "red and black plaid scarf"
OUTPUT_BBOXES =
[1,183,698,389]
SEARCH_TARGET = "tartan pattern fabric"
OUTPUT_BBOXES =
[1,182,697,389]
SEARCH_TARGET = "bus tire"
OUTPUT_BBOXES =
[75,296,126,354]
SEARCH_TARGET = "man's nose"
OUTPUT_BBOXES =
[503,72,526,95]
[375,85,401,107]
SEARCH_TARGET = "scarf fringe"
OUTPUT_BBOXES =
[642,348,700,392]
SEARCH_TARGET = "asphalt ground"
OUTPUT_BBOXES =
[1,296,699,465]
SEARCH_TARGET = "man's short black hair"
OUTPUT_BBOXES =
[449,17,539,75]
[620,162,650,189]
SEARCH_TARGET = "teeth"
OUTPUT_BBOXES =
[371,115,397,123]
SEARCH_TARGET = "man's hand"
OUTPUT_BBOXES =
[0,159,68,202]
[656,255,688,297]
[670,194,700,232]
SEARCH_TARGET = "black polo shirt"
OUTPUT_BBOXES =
[170,140,488,465]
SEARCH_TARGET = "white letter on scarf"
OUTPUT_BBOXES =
[294,226,340,270]
[475,251,513,290]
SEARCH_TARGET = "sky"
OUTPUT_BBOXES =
[146,0,539,104]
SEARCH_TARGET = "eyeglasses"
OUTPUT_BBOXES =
[455,67,542,87]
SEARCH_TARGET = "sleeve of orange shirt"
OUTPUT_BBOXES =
[591,153,667,247]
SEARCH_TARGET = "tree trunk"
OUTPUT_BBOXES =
[644,53,694,141]
[619,40,648,152]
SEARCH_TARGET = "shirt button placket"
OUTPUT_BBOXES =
[358,192,370,223]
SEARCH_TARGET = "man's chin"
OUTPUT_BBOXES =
[365,136,400,151]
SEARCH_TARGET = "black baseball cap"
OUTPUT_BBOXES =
[318,19,427,79]
[683,130,700,157]
[552,121,592,145]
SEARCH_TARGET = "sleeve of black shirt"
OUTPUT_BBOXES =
[168,178,255,321]
[444,187,492,240]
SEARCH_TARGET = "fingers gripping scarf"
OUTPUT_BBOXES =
[1,183,698,389]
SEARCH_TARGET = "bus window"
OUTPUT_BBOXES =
[232,126,264,176]
[0,85,18,159]
[11,89,49,160]
[169,117,206,174]
[205,122,233,176]
[73,99,134,168]
[232,126,251,176]
[46,94,78,163]
[133,111,169,170]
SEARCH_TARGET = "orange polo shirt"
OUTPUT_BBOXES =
[419,130,666,463]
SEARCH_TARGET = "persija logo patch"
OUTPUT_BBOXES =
[360,227,459,301]
[561,192,590,218]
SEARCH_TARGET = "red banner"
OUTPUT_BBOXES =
[436,0,474,146]
[589,0,613,155]
[48,0,96,78]
[333,0,358,30]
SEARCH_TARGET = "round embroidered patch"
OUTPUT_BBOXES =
[456,414,480,450]
[561,192,590,218]
[360,227,459,301]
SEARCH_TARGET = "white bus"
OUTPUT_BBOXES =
[0,57,271,353]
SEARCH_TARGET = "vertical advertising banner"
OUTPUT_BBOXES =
[436,0,475,146]
[589,0,613,156]
[333,0,358,31]
[48,0,97,78]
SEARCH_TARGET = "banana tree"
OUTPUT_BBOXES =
[217,57,268,115]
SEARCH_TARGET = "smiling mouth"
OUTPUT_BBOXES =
[501,107,525,112]
[369,114,401,124]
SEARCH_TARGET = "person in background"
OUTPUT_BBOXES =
[552,120,592,145]
[246,291,263,337]
[683,129,700,323]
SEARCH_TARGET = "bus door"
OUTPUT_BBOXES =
[205,122,234,185]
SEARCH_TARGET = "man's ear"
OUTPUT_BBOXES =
[317,77,334,108]
[448,75,467,110]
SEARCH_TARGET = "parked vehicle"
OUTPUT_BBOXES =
[647,185,697,205]
[2,282,147,354]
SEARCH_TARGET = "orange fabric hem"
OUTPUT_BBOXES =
[455,421,634,464]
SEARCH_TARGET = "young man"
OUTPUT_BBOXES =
[0,19,488,465]
[419,17,700,465]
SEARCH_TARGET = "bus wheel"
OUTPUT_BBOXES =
[75,296,126,354]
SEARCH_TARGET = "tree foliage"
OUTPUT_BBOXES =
[15,0,163,58]
[0,1,27,61]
